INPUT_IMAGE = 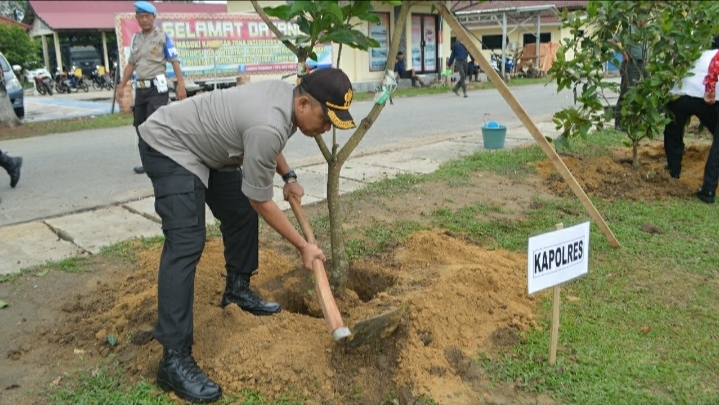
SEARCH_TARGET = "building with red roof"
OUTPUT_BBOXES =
[25,1,228,72]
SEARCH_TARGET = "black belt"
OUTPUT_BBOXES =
[136,79,155,89]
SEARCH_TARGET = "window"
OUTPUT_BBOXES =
[481,35,507,50]
[523,33,552,45]
[369,12,390,71]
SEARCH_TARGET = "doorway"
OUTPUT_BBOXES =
[410,14,438,73]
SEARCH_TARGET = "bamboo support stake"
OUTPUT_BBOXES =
[433,1,619,248]
[549,223,563,365]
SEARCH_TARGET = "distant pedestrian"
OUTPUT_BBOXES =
[448,39,469,97]
[610,20,649,131]
[0,149,22,203]
[394,52,424,87]
[116,1,186,175]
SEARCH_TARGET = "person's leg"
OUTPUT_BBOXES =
[698,104,719,203]
[205,169,281,315]
[457,60,468,97]
[133,88,150,174]
[138,138,221,403]
[663,97,691,178]
[0,149,22,188]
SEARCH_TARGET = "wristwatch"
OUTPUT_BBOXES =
[282,169,297,183]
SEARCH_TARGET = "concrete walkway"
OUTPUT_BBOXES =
[0,121,559,275]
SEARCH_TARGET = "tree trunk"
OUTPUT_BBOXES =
[0,80,21,128]
[326,160,348,293]
[632,140,639,168]
[325,2,413,294]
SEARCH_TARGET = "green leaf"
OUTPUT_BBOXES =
[35,269,49,277]
[321,2,344,25]
[262,5,293,20]
[107,334,117,347]
[0,300,7,309]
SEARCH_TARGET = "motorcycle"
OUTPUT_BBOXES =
[490,53,513,81]
[91,66,114,91]
[72,67,90,93]
[32,69,53,96]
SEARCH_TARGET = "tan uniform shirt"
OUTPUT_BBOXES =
[137,81,297,202]
[128,26,178,79]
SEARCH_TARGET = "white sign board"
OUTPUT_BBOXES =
[527,222,590,294]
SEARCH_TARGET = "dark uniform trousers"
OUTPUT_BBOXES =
[134,86,169,141]
[453,59,468,94]
[664,96,719,178]
[138,137,259,350]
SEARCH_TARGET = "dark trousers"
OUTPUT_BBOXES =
[616,59,647,127]
[453,59,468,94]
[138,137,259,350]
[134,87,169,127]
[703,114,719,193]
[663,95,719,178]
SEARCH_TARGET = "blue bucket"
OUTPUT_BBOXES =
[481,122,507,149]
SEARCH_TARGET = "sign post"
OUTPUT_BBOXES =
[527,221,590,365]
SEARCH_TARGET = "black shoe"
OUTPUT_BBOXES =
[464,93,468,98]
[696,187,716,204]
[221,274,281,315]
[133,166,146,174]
[156,347,222,403]
[453,89,460,96]
[0,153,21,188]
[614,125,625,131]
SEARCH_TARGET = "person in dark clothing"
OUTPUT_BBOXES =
[0,150,22,204]
[448,39,469,97]
[610,20,648,131]
[697,36,719,203]
[467,55,480,82]
[664,35,719,187]
[394,52,424,87]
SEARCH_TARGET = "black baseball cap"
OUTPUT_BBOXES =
[299,68,356,129]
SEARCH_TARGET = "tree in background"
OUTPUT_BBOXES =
[0,23,41,71]
[549,1,719,167]
[254,0,409,295]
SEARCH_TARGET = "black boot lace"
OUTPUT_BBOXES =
[176,349,207,382]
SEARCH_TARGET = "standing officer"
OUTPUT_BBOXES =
[448,38,469,98]
[137,67,354,402]
[116,1,186,174]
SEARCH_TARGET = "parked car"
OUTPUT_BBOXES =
[0,51,24,118]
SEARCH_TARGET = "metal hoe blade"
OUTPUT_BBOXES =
[344,306,406,349]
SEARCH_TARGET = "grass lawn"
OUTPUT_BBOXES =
[1,112,134,141]
[29,129,718,404]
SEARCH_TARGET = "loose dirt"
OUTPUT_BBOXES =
[0,138,712,405]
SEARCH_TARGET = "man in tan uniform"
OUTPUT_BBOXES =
[137,67,355,403]
[116,1,186,174]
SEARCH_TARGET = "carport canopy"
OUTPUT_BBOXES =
[451,2,561,71]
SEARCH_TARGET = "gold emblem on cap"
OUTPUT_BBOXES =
[326,88,353,111]
[328,110,356,129]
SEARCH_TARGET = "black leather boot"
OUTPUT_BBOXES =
[696,186,716,204]
[221,274,281,315]
[0,152,22,188]
[156,347,222,403]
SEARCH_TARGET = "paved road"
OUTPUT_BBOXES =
[0,82,576,227]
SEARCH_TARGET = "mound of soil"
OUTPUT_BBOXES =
[41,231,535,404]
[536,140,710,201]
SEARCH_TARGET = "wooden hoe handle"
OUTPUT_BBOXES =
[289,196,351,342]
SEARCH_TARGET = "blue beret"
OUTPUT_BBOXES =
[134,1,156,14]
